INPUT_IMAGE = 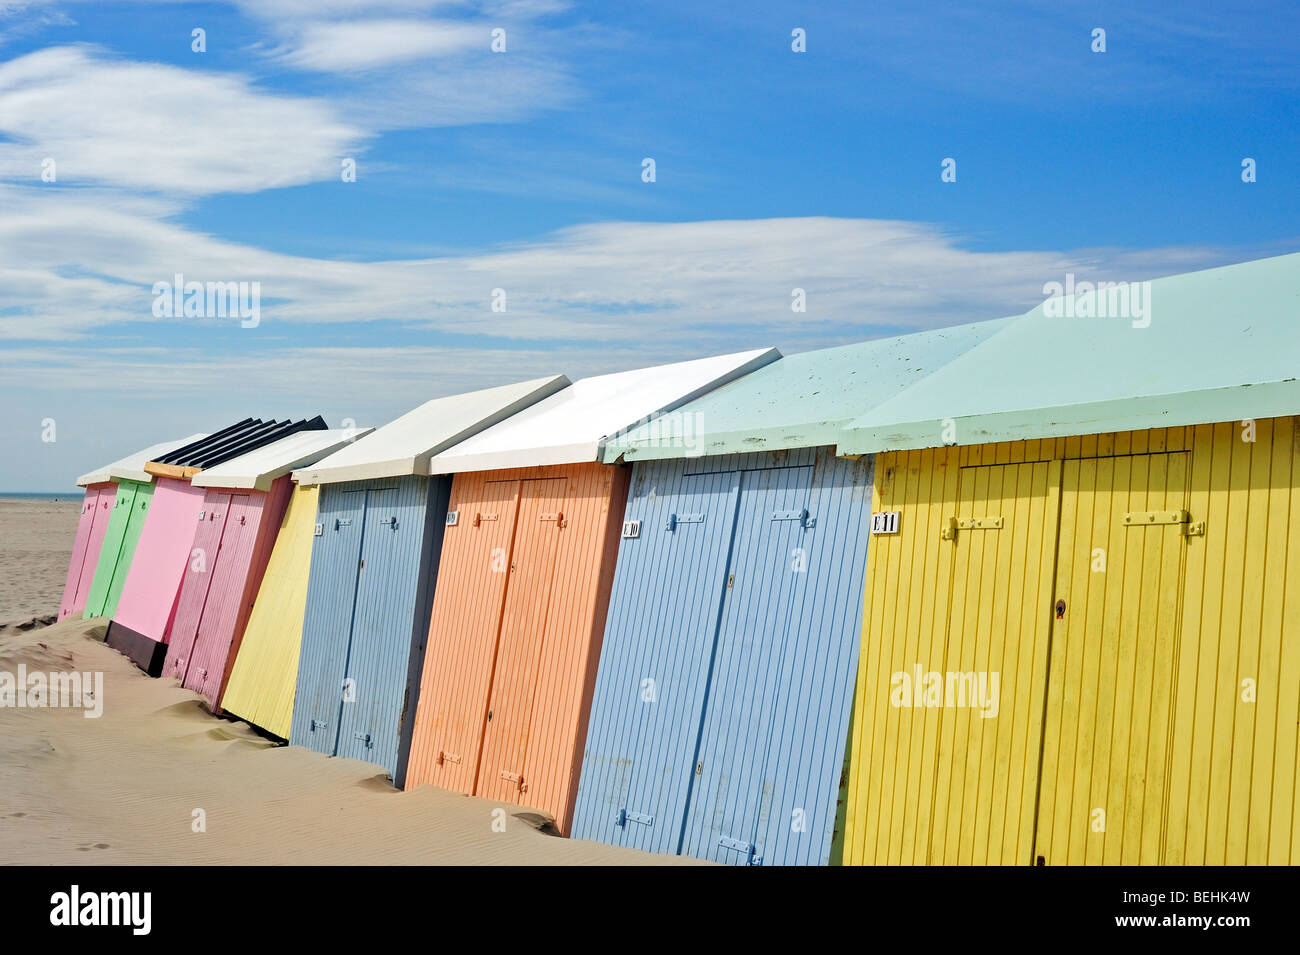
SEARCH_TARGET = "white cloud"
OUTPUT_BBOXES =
[276,18,485,71]
[0,46,365,194]
[0,182,1238,347]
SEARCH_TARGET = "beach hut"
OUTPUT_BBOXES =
[160,428,367,710]
[106,417,326,674]
[288,377,570,782]
[218,482,322,739]
[567,321,1010,865]
[61,434,205,621]
[403,349,778,834]
[837,252,1300,865]
[79,434,209,622]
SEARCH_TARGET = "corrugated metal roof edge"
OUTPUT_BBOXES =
[193,428,376,491]
[838,380,1300,455]
[80,433,210,486]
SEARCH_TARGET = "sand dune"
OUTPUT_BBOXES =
[0,616,699,865]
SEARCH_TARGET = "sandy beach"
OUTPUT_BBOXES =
[0,499,695,865]
[0,498,80,622]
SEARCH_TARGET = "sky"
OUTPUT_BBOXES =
[1,0,1297,491]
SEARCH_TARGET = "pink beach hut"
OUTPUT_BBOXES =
[59,434,205,620]
[107,417,327,674]
[159,427,366,709]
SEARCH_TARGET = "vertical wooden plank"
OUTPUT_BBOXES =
[1248,419,1289,863]
[1166,424,1213,863]
[1270,417,1300,864]
[1205,423,1251,863]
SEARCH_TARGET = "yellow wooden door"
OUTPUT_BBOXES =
[1034,452,1191,864]
[927,459,1062,864]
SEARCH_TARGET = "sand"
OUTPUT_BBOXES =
[0,617,698,865]
[0,498,698,865]
[0,498,81,621]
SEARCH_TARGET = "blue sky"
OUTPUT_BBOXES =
[1,0,1297,490]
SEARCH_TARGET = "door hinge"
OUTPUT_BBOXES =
[1123,509,1204,536]
[437,750,462,765]
[499,770,525,791]
[353,732,372,748]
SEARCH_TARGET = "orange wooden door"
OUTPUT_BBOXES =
[475,478,568,802]
[404,478,521,794]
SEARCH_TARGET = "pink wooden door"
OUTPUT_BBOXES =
[161,492,234,683]
[184,494,259,706]
[60,484,114,619]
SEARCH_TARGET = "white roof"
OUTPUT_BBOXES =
[429,348,780,473]
[193,428,373,491]
[81,434,209,487]
[293,375,570,486]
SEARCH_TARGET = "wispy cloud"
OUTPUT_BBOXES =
[273,18,485,72]
[0,178,1241,349]
[0,46,365,193]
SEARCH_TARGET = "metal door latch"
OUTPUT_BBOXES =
[614,808,654,827]
[942,515,1003,539]
[353,732,372,748]
[718,835,760,865]
[665,512,704,531]
[772,508,816,528]
[1123,509,1204,536]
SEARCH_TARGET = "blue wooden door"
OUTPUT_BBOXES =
[335,482,427,771]
[291,487,366,755]
[679,465,815,864]
[572,450,872,865]
[571,464,739,853]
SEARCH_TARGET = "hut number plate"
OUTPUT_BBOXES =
[870,511,901,535]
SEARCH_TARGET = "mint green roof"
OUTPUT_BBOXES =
[840,252,1300,453]
[602,317,1014,462]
